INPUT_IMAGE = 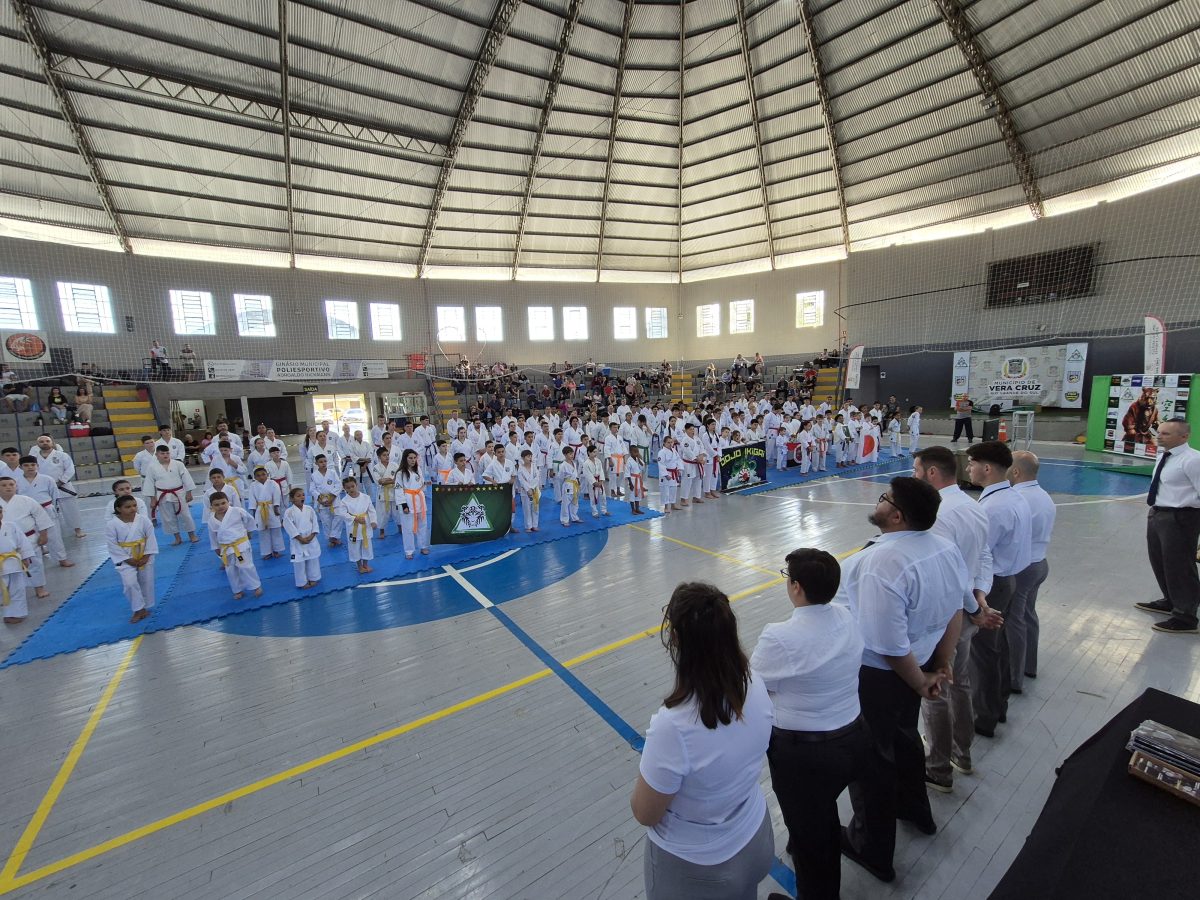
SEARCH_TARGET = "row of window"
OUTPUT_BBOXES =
[0,277,825,341]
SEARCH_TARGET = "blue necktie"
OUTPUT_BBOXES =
[1147,450,1171,506]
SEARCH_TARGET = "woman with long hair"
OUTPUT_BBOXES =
[395,448,429,560]
[631,582,775,900]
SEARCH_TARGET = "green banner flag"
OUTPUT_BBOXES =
[431,483,513,544]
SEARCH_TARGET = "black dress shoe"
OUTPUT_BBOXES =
[899,811,937,835]
[998,712,1007,723]
[975,723,995,738]
[1153,616,1199,634]
[1135,599,1173,615]
[1024,672,1037,679]
[840,827,895,883]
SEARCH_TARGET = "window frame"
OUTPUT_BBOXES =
[613,306,637,340]
[57,282,116,334]
[324,299,360,340]
[729,298,754,335]
[233,293,276,337]
[0,277,39,330]
[796,290,825,329]
[475,305,503,342]
[436,305,467,343]
[370,302,403,341]
[645,307,669,340]
[696,303,720,338]
[528,305,555,341]
[562,305,588,341]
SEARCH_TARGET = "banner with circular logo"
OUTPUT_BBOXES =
[1,330,50,364]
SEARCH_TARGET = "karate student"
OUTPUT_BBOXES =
[106,495,158,623]
[548,429,566,498]
[307,454,344,547]
[395,449,430,559]
[143,445,199,544]
[604,422,628,499]
[213,442,249,501]
[247,466,285,559]
[335,476,377,574]
[416,415,439,474]
[18,456,71,567]
[432,440,454,486]
[557,447,582,526]
[0,505,36,624]
[0,448,20,481]
[282,487,322,589]
[515,449,541,533]
[156,424,186,462]
[447,452,475,485]
[203,469,242,528]
[533,424,553,484]
[812,415,829,472]
[207,492,262,600]
[449,428,474,476]
[657,435,681,514]
[111,479,149,519]
[581,444,610,518]
[626,446,646,516]
[371,447,400,538]
[908,406,923,454]
[342,429,374,493]
[701,420,722,498]
[888,414,904,456]
[31,434,85,538]
[247,436,272,471]
[482,445,514,487]
[265,445,291,499]
[132,436,157,482]
[774,414,793,471]
[264,428,287,459]
[677,423,705,506]
[563,415,586,460]
[796,419,815,475]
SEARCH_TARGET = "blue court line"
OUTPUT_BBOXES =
[453,568,798,897]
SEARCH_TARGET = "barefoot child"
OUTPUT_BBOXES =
[335,476,376,574]
[557,447,582,526]
[144,445,199,544]
[208,492,262,600]
[248,466,285,559]
[395,449,429,560]
[0,505,35,625]
[282,487,321,589]
[105,495,158,623]
[582,444,610,518]
[111,479,148,518]
[657,435,680,514]
[626,445,646,515]
[371,447,399,539]
[307,454,344,547]
[516,449,541,532]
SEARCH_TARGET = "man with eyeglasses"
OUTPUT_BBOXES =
[836,476,968,884]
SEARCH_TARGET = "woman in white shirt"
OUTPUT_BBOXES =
[631,582,775,900]
[751,549,870,900]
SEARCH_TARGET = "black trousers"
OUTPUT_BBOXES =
[768,719,871,900]
[952,417,974,441]
[1147,506,1200,624]
[847,665,931,870]
[971,574,1016,732]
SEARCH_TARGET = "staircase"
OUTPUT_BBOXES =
[108,386,159,476]
[812,366,843,405]
[672,372,695,406]
[431,379,459,431]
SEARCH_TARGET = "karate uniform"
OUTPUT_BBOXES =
[371,461,400,533]
[581,457,608,517]
[32,448,83,535]
[557,460,582,525]
[604,433,628,491]
[700,430,721,492]
[18,473,67,562]
[515,464,541,531]
[395,471,430,557]
[307,468,345,542]
[335,491,377,563]
[203,481,242,526]
[0,519,35,618]
[888,418,903,456]
[658,446,681,507]
[626,457,647,504]
[678,434,705,501]
[282,504,322,587]
[143,459,198,536]
[908,412,921,453]
[796,429,815,474]
[247,479,285,557]
[433,452,454,486]
[447,467,475,486]
[105,514,158,614]
[265,458,291,500]
[200,437,242,466]
[208,506,260,595]
[212,457,249,504]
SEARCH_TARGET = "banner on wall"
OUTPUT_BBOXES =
[951,343,1088,409]
[1143,316,1166,375]
[1104,373,1191,459]
[719,441,767,493]
[1,331,51,365]
[203,359,389,381]
[431,483,512,544]
[844,344,865,390]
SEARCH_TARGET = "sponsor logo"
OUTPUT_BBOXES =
[1067,373,1080,383]
[1064,391,1080,403]
[3,332,47,361]
[1002,357,1029,379]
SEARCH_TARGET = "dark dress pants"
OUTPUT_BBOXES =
[952,417,974,442]
[972,574,1016,732]
[768,719,871,900]
[1147,507,1200,625]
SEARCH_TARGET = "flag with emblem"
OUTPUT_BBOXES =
[431,484,513,544]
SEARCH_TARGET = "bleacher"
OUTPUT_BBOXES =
[0,383,126,482]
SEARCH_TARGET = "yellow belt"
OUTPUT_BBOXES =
[564,477,580,496]
[117,539,146,564]
[350,516,371,549]
[0,550,27,606]
[218,535,250,568]
[256,500,274,527]
[379,482,395,505]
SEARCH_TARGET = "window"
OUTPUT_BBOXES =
[58,282,115,333]
[436,305,466,342]
[696,303,720,337]
[645,307,669,340]
[324,300,359,340]
[563,306,588,340]
[370,303,402,340]
[796,290,824,328]
[169,290,216,336]
[0,277,38,330]
[612,307,637,340]
[234,294,275,337]
[475,306,503,342]
[729,299,754,334]
[528,305,554,341]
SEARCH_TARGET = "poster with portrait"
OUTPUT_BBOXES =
[1104,374,1191,458]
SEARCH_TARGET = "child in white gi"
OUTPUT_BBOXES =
[106,495,158,623]
[549,430,566,499]
[111,479,149,519]
[208,492,261,600]
[515,449,541,532]
[395,449,430,560]
[0,505,35,624]
[604,423,627,499]
[447,453,475,485]
[371,447,400,539]
[336,476,377,574]
[307,455,344,547]
[774,415,793,471]
[908,406,922,454]
[626,447,646,516]
[797,420,815,474]
[678,424,705,505]
[248,466,285,559]
[657,436,680,514]
[582,445,609,518]
[433,440,454,486]
[144,445,198,544]
[282,487,321,589]
[265,446,291,499]
[557,447,582,526]
[18,456,71,568]
[888,414,903,456]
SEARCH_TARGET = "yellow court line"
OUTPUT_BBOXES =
[0,636,144,889]
[628,523,781,577]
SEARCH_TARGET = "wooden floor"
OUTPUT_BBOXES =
[2,442,1197,899]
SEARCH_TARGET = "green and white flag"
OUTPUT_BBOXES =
[431,484,512,544]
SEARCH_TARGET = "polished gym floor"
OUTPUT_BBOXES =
[1,442,1195,899]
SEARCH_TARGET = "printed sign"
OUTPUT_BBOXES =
[952,343,1088,409]
[1104,373,1191,459]
[431,483,512,544]
[844,344,865,390]
[203,359,389,381]
[719,441,767,493]
[1144,316,1166,375]
[1,331,51,365]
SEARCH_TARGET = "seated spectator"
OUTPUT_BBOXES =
[46,387,70,423]
[0,366,16,388]
[2,383,30,413]
[73,381,94,423]
[199,431,213,454]
[183,432,200,464]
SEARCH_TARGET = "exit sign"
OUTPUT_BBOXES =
[301,384,319,394]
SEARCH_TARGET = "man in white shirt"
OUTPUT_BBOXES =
[30,434,85,538]
[1134,417,1200,634]
[838,476,966,883]
[1007,451,1057,686]
[965,441,1032,738]
[914,446,1002,792]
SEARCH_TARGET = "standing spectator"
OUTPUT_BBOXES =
[1007,451,1057,685]
[631,582,776,900]
[752,549,870,900]
[838,477,967,883]
[1134,418,1200,633]
[149,340,171,377]
[179,343,197,379]
[951,394,975,443]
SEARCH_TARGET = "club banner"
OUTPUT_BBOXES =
[203,359,389,381]
[844,344,865,390]
[952,342,1088,409]
[1104,373,1191,459]
[431,483,512,544]
[1144,316,1166,375]
[1,330,51,365]
[719,441,767,493]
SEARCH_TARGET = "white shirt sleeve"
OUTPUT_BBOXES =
[639,711,686,795]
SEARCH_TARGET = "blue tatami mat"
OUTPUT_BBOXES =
[731,452,913,496]
[2,492,660,668]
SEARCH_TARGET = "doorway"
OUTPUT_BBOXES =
[312,393,368,434]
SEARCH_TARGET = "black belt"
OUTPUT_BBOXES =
[772,715,864,743]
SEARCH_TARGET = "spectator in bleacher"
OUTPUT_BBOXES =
[73,381,93,423]
[46,387,70,423]
[2,383,30,413]
[149,340,171,377]
[753,352,764,376]
[179,343,197,379]
[1,366,15,388]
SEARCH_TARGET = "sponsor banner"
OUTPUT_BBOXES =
[844,344,865,390]
[1104,373,1191,459]
[203,359,389,381]
[431,483,512,544]
[719,441,767,493]
[1143,315,1166,375]
[1,330,51,365]
[953,343,1088,409]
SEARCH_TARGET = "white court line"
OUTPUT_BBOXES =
[443,564,493,608]
[1056,494,1147,506]
[363,548,519,587]
[751,494,875,506]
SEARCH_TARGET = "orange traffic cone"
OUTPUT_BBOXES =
[998,419,1009,442]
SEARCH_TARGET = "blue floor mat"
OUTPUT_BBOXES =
[730,452,912,496]
[1,493,660,668]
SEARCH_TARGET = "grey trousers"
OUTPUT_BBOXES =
[643,808,774,900]
[1009,559,1049,688]
[971,574,1016,732]
[1147,507,1200,624]
[922,619,979,782]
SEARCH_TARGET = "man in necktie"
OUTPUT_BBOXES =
[1134,418,1200,634]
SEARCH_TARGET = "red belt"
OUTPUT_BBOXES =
[682,458,703,473]
[666,468,681,482]
[157,486,184,512]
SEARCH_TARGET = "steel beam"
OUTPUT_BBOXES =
[10,0,131,251]
[417,0,522,276]
[734,0,775,268]
[596,0,636,278]
[511,0,583,279]
[278,0,295,267]
[676,0,685,282]
[797,0,850,253]
[932,0,1044,219]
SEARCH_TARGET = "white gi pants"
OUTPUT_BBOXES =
[157,490,196,536]
[117,559,155,612]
